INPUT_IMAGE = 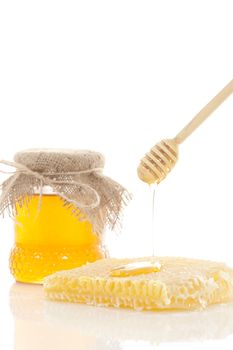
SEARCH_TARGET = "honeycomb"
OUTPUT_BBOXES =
[44,256,233,311]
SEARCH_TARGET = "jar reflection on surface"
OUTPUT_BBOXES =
[10,191,106,284]
[10,284,116,350]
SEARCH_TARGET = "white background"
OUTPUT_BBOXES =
[1,1,233,349]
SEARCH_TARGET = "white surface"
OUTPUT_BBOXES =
[2,280,233,350]
[1,0,233,349]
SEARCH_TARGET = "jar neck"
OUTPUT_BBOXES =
[33,185,55,195]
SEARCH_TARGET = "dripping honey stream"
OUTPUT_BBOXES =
[110,184,160,277]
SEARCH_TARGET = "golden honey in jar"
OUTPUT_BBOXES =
[10,190,106,284]
[0,149,129,284]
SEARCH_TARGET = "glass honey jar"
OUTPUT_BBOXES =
[0,149,129,284]
[9,189,106,284]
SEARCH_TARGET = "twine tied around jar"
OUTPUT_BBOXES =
[0,149,131,234]
[0,159,102,209]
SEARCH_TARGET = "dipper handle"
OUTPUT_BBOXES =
[174,79,233,145]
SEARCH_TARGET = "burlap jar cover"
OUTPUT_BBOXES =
[0,149,131,234]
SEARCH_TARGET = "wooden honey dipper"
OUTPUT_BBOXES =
[138,79,233,184]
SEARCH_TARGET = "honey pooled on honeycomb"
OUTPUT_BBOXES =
[10,194,105,284]
[44,256,233,311]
